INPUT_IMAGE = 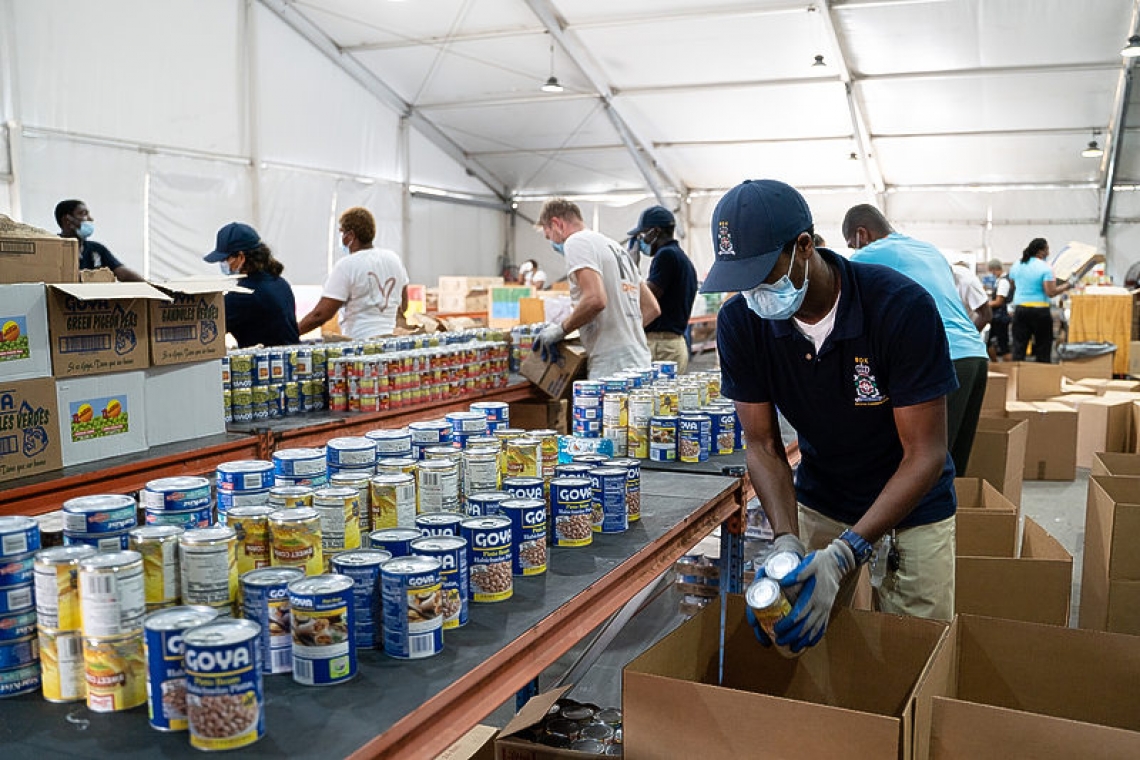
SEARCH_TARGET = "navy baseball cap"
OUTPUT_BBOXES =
[204,222,261,262]
[700,180,813,293]
[627,205,676,236]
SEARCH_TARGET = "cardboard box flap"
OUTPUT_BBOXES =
[499,685,574,739]
[1020,517,1072,561]
[152,277,252,295]
[51,282,172,301]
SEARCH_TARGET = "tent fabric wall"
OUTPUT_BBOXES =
[408,197,506,287]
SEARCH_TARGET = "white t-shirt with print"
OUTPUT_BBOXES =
[563,228,651,378]
[322,248,409,339]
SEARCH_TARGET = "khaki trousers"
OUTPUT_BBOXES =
[646,332,689,374]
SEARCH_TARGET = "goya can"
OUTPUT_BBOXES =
[84,634,147,712]
[179,527,238,615]
[409,537,467,630]
[649,415,679,462]
[367,528,420,558]
[0,662,41,698]
[678,413,711,463]
[330,550,391,650]
[505,437,541,478]
[502,476,544,503]
[79,551,146,637]
[589,468,628,534]
[241,566,305,675]
[380,556,443,659]
[183,618,264,750]
[325,437,377,469]
[273,448,327,479]
[129,526,184,610]
[365,428,412,459]
[312,487,362,558]
[62,494,137,535]
[417,459,460,514]
[460,516,512,603]
[0,551,34,588]
[609,458,641,523]
[141,477,212,511]
[225,507,273,577]
[465,491,510,518]
[288,574,357,685]
[144,605,221,731]
[64,530,132,553]
[216,460,274,492]
[462,446,501,496]
[554,463,593,479]
[34,545,96,630]
[330,471,372,534]
[267,485,314,510]
[415,513,463,538]
[500,499,547,576]
[39,628,85,702]
[370,473,416,530]
[268,508,323,575]
[708,406,736,456]
[550,477,593,548]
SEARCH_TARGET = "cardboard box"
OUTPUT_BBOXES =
[0,378,63,484]
[0,234,79,285]
[148,279,235,366]
[964,416,1028,505]
[1049,240,1104,281]
[437,288,490,314]
[438,276,504,293]
[1060,351,1115,381]
[56,371,148,466]
[1011,362,1062,400]
[489,286,535,328]
[1080,475,1140,633]
[47,282,171,378]
[1091,450,1140,476]
[1130,340,1140,376]
[953,478,1019,558]
[509,399,568,434]
[0,284,52,381]
[914,614,1140,760]
[144,361,226,447]
[1047,394,1131,468]
[518,297,546,325]
[496,686,598,759]
[955,517,1072,626]
[623,596,948,760]
[1005,401,1077,481]
[979,372,1007,415]
[521,342,588,399]
[441,724,497,760]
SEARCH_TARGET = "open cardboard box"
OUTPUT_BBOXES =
[1047,394,1132,469]
[623,595,948,760]
[1005,401,1077,481]
[1091,451,1140,476]
[148,278,245,366]
[47,282,171,377]
[914,614,1140,760]
[520,341,587,399]
[979,371,1007,415]
[964,416,1027,505]
[1080,475,1140,634]
[495,685,605,759]
[953,478,1019,558]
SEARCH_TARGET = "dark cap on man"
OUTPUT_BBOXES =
[204,222,262,262]
[700,179,812,293]
[627,205,676,237]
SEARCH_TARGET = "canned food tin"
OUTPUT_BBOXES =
[365,428,413,459]
[502,476,544,502]
[39,628,85,702]
[273,448,327,478]
[0,551,34,588]
[179,527,238,615]
[62,494,138,535]
[269,351,285,382]
[267,485,314,509]
[409,536,467,630]
[654,386,679,416]
[408,420,453,447]
[253,352,270,385]
[0,635,37,669]
[34,513,63,550]
[462,446,501,496]
[530,429,560,479]
[0,607,38,641]
[445,411,488,435]
[469,401,509,425]
[330,550,391,650]
[465,491,510,518]
[141,477,212,511]
[554,463,593,479]
[312,487,362,557]
[628,393,654,459]
[145,504,213,531]
[708,407,736,456]
[678,413,711,463]
[216,488,270,514]
[225,507,273,577]
[325,437,377,469]
[64,529,132,553]
[380,556,444,659]
[745,577,793,642]
[609,459,641,523]
[84,634,147,712]
[417,459,460,514]
[216,460,275,492]
[375,456,418,478]
[183,618,264,750]
[762,551,801,587]
[144,605,222,731]
[460,516,512,603]
[465,435,500,451]
[678,383,701,413]
[367,528,421,558]
[572,454,610,468]
[240,566,305,675]
[0,661,41,698]
[550,478,593,548]
[288,574,357,685]
[493,427,526,443]
[602,393,629,457]
[268,508,323,575]
[415,513,463,538]
[369,473,416,530]
[500,499,547,576]
[505,438,541,478]
[79,551,146,636]
[129,526,184,610]
[652,360,678,379]
[589,468,628,534]
[649,415,679,462]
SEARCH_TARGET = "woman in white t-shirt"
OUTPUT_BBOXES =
[298,207,410,339]
[518,259,547,290]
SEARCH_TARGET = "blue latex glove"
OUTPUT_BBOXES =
[773,537,856,653]
[745,533,806,646]
[531,323,565,363]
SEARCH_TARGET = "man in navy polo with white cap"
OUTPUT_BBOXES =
[704,179,958,652]
[628,205,698,373]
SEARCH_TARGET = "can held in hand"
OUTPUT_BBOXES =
[461,516,512,603]
[501,499,546,576]
[550,478,593,548]
[79,551,146,637]
[241,566,305,675]
[288,574,357,685]
[180,527,237,616]
[39,628,85,703]
[84,633,147,712]
[649,415,678,462]
[225,507,273,577]
[183,617,264,750]
[380,556,443,659]
[268,508,323,575]
[129,526,184,611]
[409,537,467,630]
[143,605,221,731]
[745,577,793,644]
[370,473,416,530]
[589,468,628,534]
[367,527,421,558]
[34,545,96,630]
[330,550,390,650]
[63,494,138,535]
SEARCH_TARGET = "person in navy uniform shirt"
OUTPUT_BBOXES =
[204,222,299,348]
[703,179,957,653]
[55,199,143,281]
[628,205,698,373]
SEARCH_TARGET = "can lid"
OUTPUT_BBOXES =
[34,544,98,565]
[287,573,355,595]
[62,494,136,513]
[273,447,326,461]
[500,499,545,510]
[326,437,377,451]
[381,555,442,574]
[369,528,421,540]
[144,476,210,492]
[370,472,415,484]
[182,617,261,647]
[269,507,319,522]
[365,428,411,440]
[216,460,274,473]
[224,506,275,518]
[763,551,801,582]
[128,525,186,539]
[410,536,467,552]
[460,515,511,529]
[144,605,220,632]
[745,577,784,609]
[331,549,392,567]
[181,526,237,544]
[241,566,306,586]
[79,550,143,570]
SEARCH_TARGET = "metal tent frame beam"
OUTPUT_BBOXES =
[1100,0,1140,237]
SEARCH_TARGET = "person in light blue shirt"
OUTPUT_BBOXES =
[843,204,987,475]
[1009,238,1072,363]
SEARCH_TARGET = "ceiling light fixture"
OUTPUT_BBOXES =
[1082,139,1104,159]
[813,54,826,67]
[1122,35,1140,58]
[540,39,563,93]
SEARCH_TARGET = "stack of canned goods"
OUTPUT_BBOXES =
[514,697,624,755]
[469,400,509,433]
[572,380,604,438]
[78,550,148,712]
[366,427,413,460]
[223,344,327,424]
[326,437,377,539]
[35,544,96,703]
[216,460,275,523]
[273,448,329,489]
[1,516,41,698]
[142,477,213,531]
[62,494,138,552]
[409,419,454,460]
[445,410,489,448]
[508,323,543,372]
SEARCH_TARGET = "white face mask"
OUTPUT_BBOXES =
[219,261,232,275]
[744,255,810,320]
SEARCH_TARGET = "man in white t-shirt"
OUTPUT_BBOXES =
[299,207,410,339]
[532,199,659,379]
[950,260,992,332]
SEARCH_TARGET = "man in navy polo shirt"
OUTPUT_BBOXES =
[704,179,957,653]
[628,205,698,373]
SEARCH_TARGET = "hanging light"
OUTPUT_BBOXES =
[1081,140,1104,159]
[1122,35,1140,58]
[540,39,563,93]
[813,54,826,67]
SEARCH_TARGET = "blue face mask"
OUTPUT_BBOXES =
[638,239,652,257]
[550,241,565,255]
[77,221,95,239]
[744,255,810,321]
[219,261,233,275]
[339,243,350,256]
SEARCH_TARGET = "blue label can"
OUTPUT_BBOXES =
[554,463,593,479]
[415,513,463,538]
[465,491,511,518]
[368,528,421,557]
[216,488,269,517]
[649,415,679,462]
[0,607,37,641]
[216,460,275,492]
[589,467,628,534]
[0,661,41,698]
[469,401,509,425]
[609,459,641,523]
[550,477,593,548]
[380,556,444,659]
[273,448,328,479]
[0,516,40,559]
[707,407,736,456]
[330,550,391,650]
[408,420,453,447]
[409,537,468,630]
[678,413,712,463]
[273,474,329,489]
[326,437,377,469]
[288,574,357,685]
[143,605,221,731]
[62,495,138,535]
[502,476,544,502]
[141,477,212,511]
[241,566,305,675]
[0,635,36,670]
[0,552,34,588]
[366,428,413,459]
[445,411,489,435]
[652,360,678,379]
[500,499,547,576]
[64,530,132,553]
[145,505,213,531]
[460,516,513,603]
[0,583,32,614]
[183,617,264,750]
